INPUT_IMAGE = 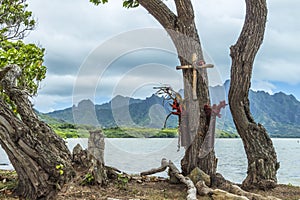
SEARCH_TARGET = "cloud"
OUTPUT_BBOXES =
[251,80,277,94]
[25,0,159,76]
[254,59,300,84]
[24,0,299,111]
[194,0,246,81]
[72,63,183,106]
[196,0,300,85]
[38,74,75,96]
[31,94,73,113]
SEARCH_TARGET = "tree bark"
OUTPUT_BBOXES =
[139,0,217,176]
[228,0,279,190]
[0,65,75,199]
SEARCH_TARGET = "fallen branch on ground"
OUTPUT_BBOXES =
[141,158,197,200]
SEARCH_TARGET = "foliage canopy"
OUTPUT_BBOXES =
[0,0,35,41]
[0,40,46,95]
[0,0,46,109]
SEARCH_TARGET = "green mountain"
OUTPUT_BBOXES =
[249,91,300,137]
[43,83,300,138]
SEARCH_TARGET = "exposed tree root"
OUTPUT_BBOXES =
[141,158,197,200]
[211,173,281,200]
[141,158,282,200]
[141,158,168,176]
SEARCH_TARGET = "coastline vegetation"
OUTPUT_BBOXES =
[49,122,239,139]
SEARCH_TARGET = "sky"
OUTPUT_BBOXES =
[24,0,300,113]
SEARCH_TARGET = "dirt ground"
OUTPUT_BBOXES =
[1,170,300,200]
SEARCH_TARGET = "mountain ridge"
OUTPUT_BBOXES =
[43,84,300,138]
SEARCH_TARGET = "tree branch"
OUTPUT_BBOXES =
[139,0,178,30]
[230,0,267,64]
[0,65,13,81]
[174,0,194,22]
[0,0,35,41]
[0,65,49,134]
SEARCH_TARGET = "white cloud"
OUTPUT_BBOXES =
[251,80,276,95]
[38,74,76,96]
[254,59,300,85]
[31,94,73,113]
[25,0,159,76]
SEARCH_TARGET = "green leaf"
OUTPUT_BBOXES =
[89,0,108,5]
[123,0,139,8]
[0,0,35,40]
[0,40,46,98]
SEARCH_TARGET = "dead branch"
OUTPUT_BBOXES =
[141,158,197,200]
[140,158,168,176]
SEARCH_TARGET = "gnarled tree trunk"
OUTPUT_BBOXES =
[229,0,279,190]
[0,65,75,199]
[139,0,217,176]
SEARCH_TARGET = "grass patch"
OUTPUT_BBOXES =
[50,123,91,138]
[216,130,239,138]
[0,170,18,192]
[150,128,178,138]
[48,122,239,139]
[103,127,159,138]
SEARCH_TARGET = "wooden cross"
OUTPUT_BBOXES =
[176,53,214,100]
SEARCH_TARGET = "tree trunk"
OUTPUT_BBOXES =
[139,0,217,176]
[228,0,279,189]
[0,65,75,199]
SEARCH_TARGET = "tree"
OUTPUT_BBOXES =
[0,1,75,199]
[90,0,217,176]
[91,0,280,190]
[229,0,279,190]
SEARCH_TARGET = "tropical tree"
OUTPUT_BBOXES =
[229,0,279,189]
[0,1,75,199]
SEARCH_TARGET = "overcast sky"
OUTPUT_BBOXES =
[24,0,300,113]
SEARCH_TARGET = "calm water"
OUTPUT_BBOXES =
[0,138,299,185]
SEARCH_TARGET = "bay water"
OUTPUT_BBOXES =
[0,138,299,185]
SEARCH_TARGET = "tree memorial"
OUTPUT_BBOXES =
[0,0,282,199]
[90,0,280,197]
